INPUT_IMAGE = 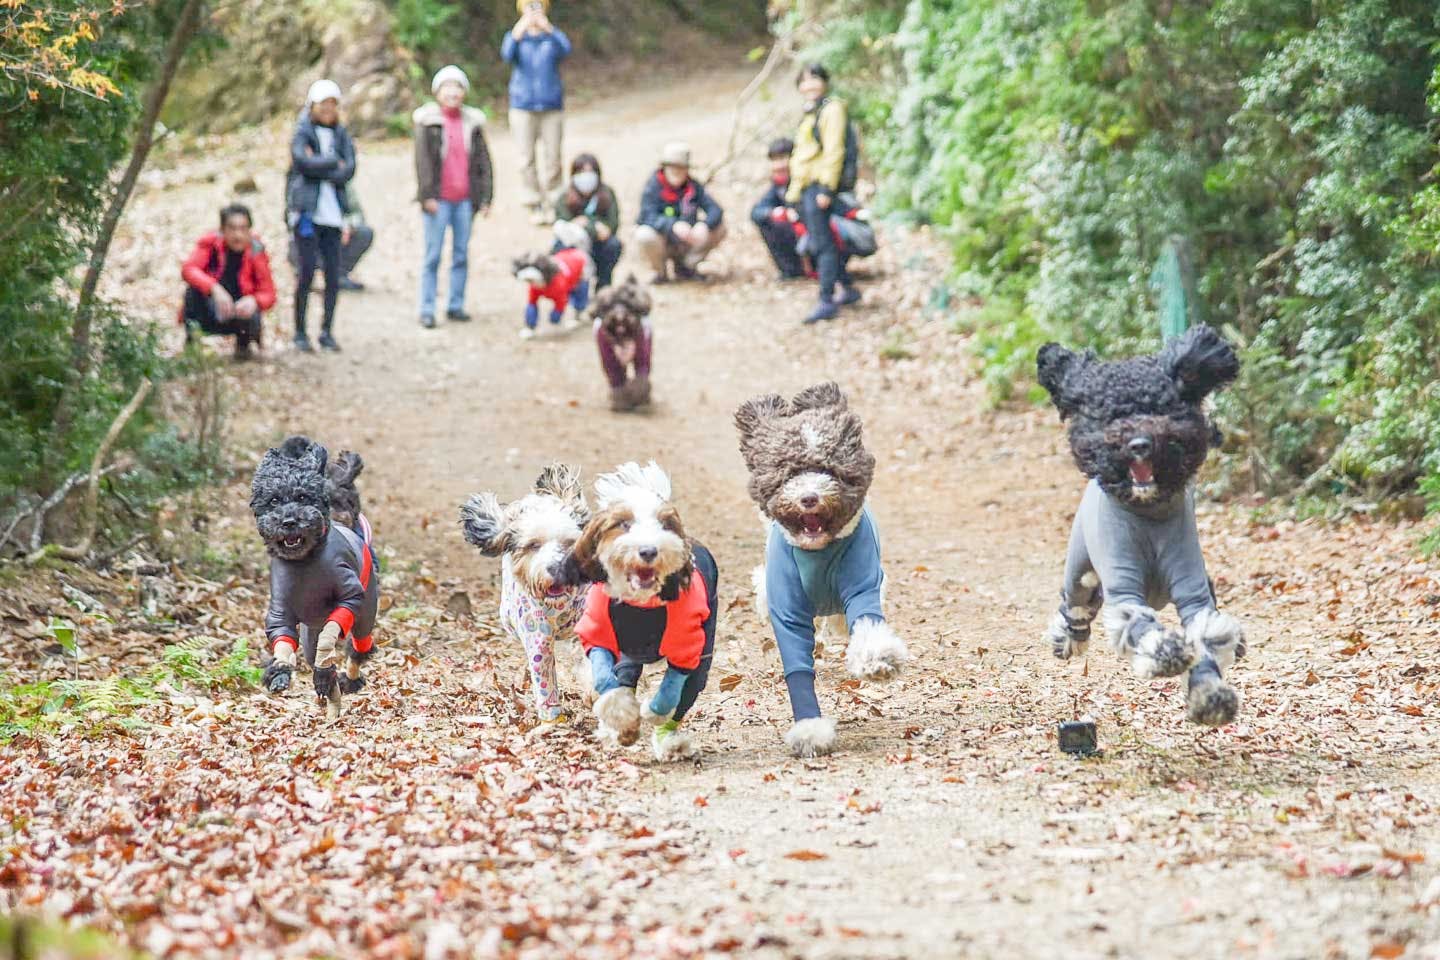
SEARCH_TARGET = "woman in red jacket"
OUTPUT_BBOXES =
[179,204,277,359]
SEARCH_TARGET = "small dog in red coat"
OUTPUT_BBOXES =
[513,248,593,340]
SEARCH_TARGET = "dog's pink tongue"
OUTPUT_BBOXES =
[1130,461,1154,484]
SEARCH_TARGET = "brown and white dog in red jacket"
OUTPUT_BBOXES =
[569,462,717,760]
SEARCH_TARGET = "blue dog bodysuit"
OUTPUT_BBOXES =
[764,507,885,720]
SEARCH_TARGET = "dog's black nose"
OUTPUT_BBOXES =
[638,546,658,562]
[1128,436,1153,459]
[800,494,820,510]
[282,517,297,529]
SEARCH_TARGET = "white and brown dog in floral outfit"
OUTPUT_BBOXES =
[460,464,592,723]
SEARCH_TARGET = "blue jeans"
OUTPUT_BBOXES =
[419,199,472,317]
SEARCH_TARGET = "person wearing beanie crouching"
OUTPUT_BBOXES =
[413,64,494,329]
[788,63,861,325]
[750,138,806,281]
[286,79,356,352]
[634,142,727,283]
[503,0,570,224]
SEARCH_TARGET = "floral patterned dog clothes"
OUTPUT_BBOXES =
[498,561,588,721]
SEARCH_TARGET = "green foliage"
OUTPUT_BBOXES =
[0,913,140,960]
[1,2,228,553]
[0,637,259,742]
[814,0,1440,524]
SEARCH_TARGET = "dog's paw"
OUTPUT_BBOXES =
[1045,611,1090,661]
[339,673,366,695]
[594,687,640,747]
[312,665,339,699]
[1186,609,1245,670]
[651,721,697,761]
[784,716,838,758]
[262,661,293,694]
[844,619,909,682]
[1104,604,1196,679]
[1185,660,1239,726]
[750,564,770,624]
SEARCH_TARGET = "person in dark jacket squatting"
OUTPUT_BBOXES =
[634,142,727,283]
[552,153,622,289]
[286,79,357,353]
[413,65,494,329]
[750,138,806,281]
[179,203,277,359]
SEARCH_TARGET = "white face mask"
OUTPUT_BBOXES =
[573,171,600,194]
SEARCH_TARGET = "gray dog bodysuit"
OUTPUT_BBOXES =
[265,519,380,662]
[1049,479,1243,679]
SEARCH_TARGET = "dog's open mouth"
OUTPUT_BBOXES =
[1129,460,1157,499]
[800,513,826,536]
[282,534,305,550]
[628,566,659,592]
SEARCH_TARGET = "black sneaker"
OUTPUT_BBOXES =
[234,338,252,361]
[293,333,314,353]
[318,331,340,352]
[420,314,436,329]
[446,309,472,322]
[338,276,364,292]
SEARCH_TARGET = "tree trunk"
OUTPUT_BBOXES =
[62,0,206,382]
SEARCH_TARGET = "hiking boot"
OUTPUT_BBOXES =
[338,276,364,292]
[446,309,472,322]
[836,285,862,307]
[673,262,700,282]
[318,331,341,352]
[293,333,314,353]
[420,314,436,329]
[803,300,839,325]
[234,338,252,362]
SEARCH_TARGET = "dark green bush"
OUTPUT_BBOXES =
[808,0,1440,520]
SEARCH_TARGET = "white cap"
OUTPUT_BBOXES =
[660,141,691,167]
[431,65,470,94]
[306,79,342,105]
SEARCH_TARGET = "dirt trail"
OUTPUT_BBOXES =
[85,67,1440,958]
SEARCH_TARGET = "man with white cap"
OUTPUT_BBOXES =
[634,142,727,283]
[286,78,356,353]
[413,65,494,329]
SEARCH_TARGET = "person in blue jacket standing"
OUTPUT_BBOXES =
[502,0,571,225]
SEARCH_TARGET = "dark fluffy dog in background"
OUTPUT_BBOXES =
[735,382,908,757]
[591,275,654,412]
[251,436,380,718]
[1036,325,1246,725]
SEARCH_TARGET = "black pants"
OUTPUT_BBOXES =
[800,184,853,301]
[182,286,262,347]
[288,224,373,278]
[755,218,806,279]
[611,543,719,722]
[293,224,341,335]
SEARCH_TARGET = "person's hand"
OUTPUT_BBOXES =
[234,296,258,319]
[573,214,590,228]
[478,204,491,218]
[211,286,234,320]
[533,9,552,31]
[771,206,787,220]
[512,15,531,39]
[816,192,832,210]
[422,198,439,214]
[786,207,800,223]
[341,226,353,246]
[670,221,693,243]
[594,221,611,242]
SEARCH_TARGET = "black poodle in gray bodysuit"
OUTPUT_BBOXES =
[1037,326,1246,726]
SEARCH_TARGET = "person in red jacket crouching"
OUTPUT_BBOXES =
[179,204,277,359]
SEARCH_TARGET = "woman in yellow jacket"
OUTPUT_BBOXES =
[788,63,859,324]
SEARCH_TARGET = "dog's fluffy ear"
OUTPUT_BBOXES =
[329,450,364,486]
[536,462,588,518]
[790,381,847,413]
[1159,325,1239,404]
[459,493,512,556]
[278,435,328,473]
[594,461,671,507]
[571,512,612,583]
[734,394,788,446]
[1035,344,1092,420]
[659,557,694,603]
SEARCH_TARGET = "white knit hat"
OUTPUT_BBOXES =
[431,65,470,94]
[660,142,691,167]
[306,79,342,105]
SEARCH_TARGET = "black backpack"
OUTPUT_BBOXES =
[809,99,861,194]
